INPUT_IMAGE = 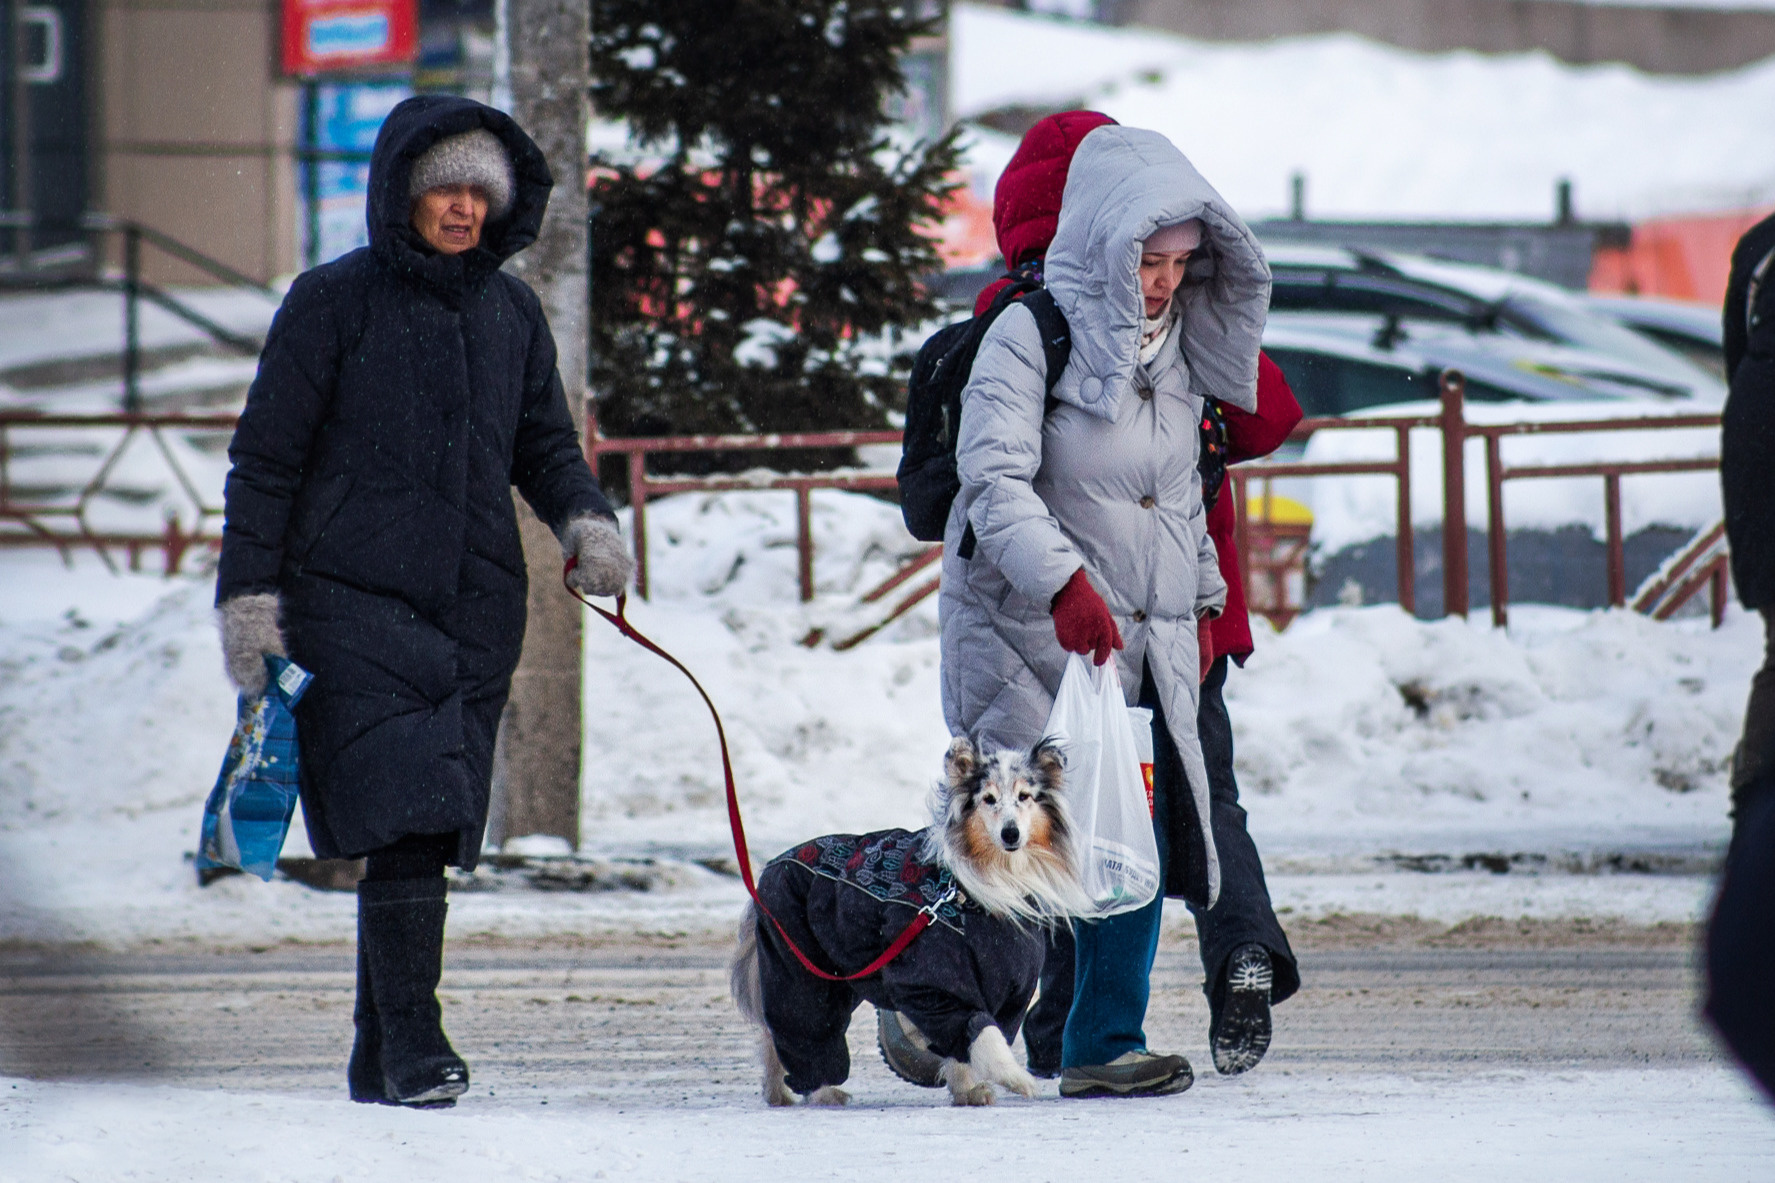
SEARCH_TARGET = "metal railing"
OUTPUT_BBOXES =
[1229,372,1724,626]
[0,377,1727,628]
[589,370,1728,633]
[584,424,905,601]
[0,212,279,410]
[1229,409,1440,615]
[0,410,236,574]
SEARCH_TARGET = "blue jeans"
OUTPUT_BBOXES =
[1059,666,1171,1069]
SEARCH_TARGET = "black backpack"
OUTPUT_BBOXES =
[896,272,1072,546]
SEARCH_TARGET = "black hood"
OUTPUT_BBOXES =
[367,95,554,293]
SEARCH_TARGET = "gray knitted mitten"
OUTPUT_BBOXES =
[217,593,287,696]
[559,515,633,598]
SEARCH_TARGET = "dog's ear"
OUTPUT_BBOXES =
[945,735,977,788]
[1030,738,1066,794]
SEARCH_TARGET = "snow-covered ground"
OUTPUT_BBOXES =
[5,1067,1771,1182]
[952,3,1775,221]
[0,487,1748,948]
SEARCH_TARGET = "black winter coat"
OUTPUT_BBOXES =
[1723,211,1775,610]
[216,96,613,868]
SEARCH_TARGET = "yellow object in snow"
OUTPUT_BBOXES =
[1242,492,1313,527]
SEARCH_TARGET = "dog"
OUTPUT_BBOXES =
[730,735,1087,1107]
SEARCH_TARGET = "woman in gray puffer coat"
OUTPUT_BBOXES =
[939,125,1269,1098]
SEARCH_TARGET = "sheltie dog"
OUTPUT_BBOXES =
[730,736,1087,1106]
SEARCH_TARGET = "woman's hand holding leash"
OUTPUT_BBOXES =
[560,515,633,597]
[1051,568,1124,666]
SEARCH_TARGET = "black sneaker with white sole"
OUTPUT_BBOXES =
[1210,943,1273,1076]
[876,1008,945,1088]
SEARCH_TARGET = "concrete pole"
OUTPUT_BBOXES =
[488,0,589,851]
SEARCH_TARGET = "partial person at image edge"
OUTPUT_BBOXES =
[1707,208,1775,1102]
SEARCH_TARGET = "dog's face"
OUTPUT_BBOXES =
[943,736,1066,857]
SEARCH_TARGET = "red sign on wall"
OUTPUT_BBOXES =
[282,0,418,77]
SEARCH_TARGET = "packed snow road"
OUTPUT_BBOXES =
[0,927,1721,1089]
[4,926,1771,1180]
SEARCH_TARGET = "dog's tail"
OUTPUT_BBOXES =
[730,900,767,1030]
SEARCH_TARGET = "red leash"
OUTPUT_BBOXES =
[563,559,951,982]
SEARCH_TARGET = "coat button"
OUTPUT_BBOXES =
[1138,387,1153,401]
[1139,495,1155,508]
[1132,610,1147,623]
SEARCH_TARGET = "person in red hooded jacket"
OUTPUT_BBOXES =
[953,111,1303,1081]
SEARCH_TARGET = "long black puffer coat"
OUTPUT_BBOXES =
[216,95,613,869]
[1723,210,1775,611]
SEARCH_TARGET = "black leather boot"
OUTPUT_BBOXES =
[347,916,391,1103]
[358,878,468,1106]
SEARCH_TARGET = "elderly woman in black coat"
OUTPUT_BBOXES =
[215,96,629,1107]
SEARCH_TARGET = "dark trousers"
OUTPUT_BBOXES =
[1706,611,1775,1100]
[362,832,454,882]
[1025,656,1300,1071]
[1731,610,1775,810]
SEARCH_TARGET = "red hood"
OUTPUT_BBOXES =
[992,110,1117,270]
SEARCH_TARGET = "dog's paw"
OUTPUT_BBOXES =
[805,1085,851,1107]
[765,1080,796,1107]
[994,1067,1039,1100]
[951,1081,996,1107]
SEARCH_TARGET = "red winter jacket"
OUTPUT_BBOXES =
[1211,353,1302,663]
[968,110,1303,662]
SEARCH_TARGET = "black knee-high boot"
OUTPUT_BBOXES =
[348,920,388,1103]
[357,877,468,1106]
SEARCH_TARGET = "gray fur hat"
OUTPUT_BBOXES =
[408,128,515,220]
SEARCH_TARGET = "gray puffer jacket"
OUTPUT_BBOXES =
[938,126,1271,909]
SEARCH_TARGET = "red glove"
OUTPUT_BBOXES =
[1051,568,1123,666]
[1198,616,1215,684]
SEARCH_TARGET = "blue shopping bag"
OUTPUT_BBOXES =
[196,655,312,883]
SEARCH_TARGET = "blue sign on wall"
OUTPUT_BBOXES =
[303,80,410,266]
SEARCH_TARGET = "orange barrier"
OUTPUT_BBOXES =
[1590,206,1775,305]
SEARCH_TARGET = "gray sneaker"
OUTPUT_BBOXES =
[1059,1049,1193,1098]
[877,1008,945,1088]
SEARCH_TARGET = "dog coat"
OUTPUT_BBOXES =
[753,827,1048,1095]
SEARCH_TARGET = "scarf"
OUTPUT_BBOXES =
[1139,301,1176,365]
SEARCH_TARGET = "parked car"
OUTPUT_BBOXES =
[1262,309,1703,421]
[1584,294,1724,378]
[1264,245,1725,404]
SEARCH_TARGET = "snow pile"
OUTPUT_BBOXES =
[583,490,944,853]
[0,485,1747,946]
[951,3,1775,221]
[1295,399,1721,554]
[1231,603,1751,858]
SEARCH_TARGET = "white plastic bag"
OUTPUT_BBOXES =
[1044,655,1162,916]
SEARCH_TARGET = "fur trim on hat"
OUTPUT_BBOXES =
[409,128,515,220]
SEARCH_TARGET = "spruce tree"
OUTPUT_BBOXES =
[588,0,961,451]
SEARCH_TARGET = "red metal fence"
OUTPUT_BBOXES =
[0,377,1728,632]
[586,372,1727,631]
[0,409,235,573]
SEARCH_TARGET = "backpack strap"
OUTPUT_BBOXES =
[956,283,1073,563]
[1019,287,1073,406]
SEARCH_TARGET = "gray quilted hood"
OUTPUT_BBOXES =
[1044,126,1270,420]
